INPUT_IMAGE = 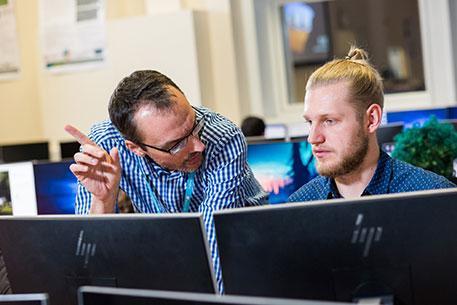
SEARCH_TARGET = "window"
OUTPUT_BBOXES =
[281,0,425,105]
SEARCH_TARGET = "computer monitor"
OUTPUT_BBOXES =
[247,140,318,204]
[214,188,457,304]
[0,293,48,305]
[0,214,217,305]
[60,141,80,159]
[376,123,404,145]
[78,286,351,305]
[0,162,37,216]
[0,142,49,164]
[386,108,448,128]
[264,124,288,139]
[33,160,77,214]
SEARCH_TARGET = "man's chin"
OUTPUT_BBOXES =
[182,154,203,172]
[316,162,344,178]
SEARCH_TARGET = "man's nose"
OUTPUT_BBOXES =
[307,124,325,145]
[190,136,205,152]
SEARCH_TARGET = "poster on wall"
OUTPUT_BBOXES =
[39,0,106,73]
[0,0,21,81]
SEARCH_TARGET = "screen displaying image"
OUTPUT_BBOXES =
[0,162,36,216]
[247,141,318,204]
[0,171,12,215]
[34,161,77,215]
[387,108,449,128]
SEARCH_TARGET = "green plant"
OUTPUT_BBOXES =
[391,116,457,179]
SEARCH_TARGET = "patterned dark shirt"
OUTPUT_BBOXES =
[289,150,456,202]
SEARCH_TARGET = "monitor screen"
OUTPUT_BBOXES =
[0,142,49,164]
[33,160,77,214]
[264,124,288,139]
[214,189,457,304]
[78,286,351,305]
[0,293,48,305]
[0,162,37,216]
[0,214,217,305]
[386,108,449,128]
[376,123,404,145]
[60,141,81,159]
[247,140,318,204]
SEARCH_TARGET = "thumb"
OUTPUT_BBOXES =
[110,147,120,167]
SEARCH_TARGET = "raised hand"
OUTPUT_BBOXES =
[64,124,122,213]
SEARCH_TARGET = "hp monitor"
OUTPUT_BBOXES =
[0,214,217,305]
[214,189,457,304]
[78,286,351,305]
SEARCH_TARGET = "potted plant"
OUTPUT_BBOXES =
[391,116,457,184]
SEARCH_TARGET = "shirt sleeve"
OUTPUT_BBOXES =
[198,129,267,293]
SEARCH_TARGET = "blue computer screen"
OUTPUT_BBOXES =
[33,161,77,214]
[387,108,449,128]
[247,141,318,204]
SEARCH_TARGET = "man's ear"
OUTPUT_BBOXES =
[366,103,383,134]
[125,140,147,157]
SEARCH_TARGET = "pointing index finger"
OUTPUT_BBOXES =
[64,124,95,146]
[64,124,112,164]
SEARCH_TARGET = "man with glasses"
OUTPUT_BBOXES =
[65,70,267,293]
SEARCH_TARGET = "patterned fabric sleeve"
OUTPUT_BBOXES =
[199,130,267,293]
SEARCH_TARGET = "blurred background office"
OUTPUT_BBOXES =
[0,0,457,157]
[0,0,456,203]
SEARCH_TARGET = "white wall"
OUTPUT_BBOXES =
[38,11,203,159]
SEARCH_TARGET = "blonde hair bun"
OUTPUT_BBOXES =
[346,47,368,61]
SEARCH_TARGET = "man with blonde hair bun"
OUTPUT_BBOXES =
[289,47,455,202]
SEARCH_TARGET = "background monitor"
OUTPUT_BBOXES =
[78,286,351,305]
[33,160,77,215]
[247,140,318,204]
[264,123,288,139]
[0,293,48,305]
[0,142,49,164]
[60,141,80,159]
[214,189,457,304]
[0,214,217,305]
[376,123,404,146]
[386,108,448,128]
[0,162,37,216]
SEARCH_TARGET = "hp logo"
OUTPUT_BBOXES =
[75,230,97,268]
[351,214,383,258]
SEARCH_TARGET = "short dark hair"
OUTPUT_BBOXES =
[241,116,266,137]
[108,70,183,143]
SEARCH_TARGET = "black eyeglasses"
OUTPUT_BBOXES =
[140,116,205,155]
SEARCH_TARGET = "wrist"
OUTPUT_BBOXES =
[89,193,116,214]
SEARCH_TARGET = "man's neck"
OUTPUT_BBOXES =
[334,142,380,199]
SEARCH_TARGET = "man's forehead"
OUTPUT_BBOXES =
[135,102,194,143]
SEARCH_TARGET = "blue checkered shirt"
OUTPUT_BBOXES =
[75,106,268,293]
[289,150,456,202]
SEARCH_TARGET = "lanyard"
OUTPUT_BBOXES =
[182,171,196,212]
[145,171,196,213]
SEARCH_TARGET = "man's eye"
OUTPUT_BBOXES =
[324,119,335,126]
